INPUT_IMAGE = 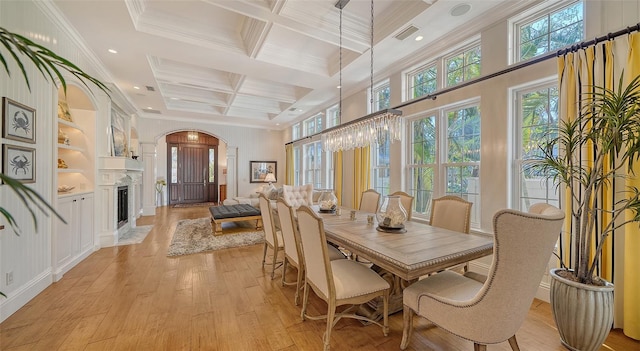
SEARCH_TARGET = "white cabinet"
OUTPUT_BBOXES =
[54,193,94,280]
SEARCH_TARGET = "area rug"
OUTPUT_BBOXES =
[117,225,153,246]
[167,217,264,256]
[173,202,218,208]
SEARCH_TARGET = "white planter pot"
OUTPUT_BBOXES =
[550,268,614,351]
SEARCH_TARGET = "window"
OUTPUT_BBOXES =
[327,150,335,190]
[371,80,390,112]
[303,113,324,136]
[327,104,340,128]
[292,124,301,140]
[516,1,584,62]
[372,137,391,196]
[407,102,481,225]
[513,82,560,209]
[445,44,481,87]
[303,141,323,189]
[293,146,301,186]
[407,63,437,100]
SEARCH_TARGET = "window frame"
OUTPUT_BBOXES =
[406,99,481,227]
[443,42,481,88]
[370,79,391,113]
[406,62,438,101]
[510,78,560,210]
[511,0,584,63]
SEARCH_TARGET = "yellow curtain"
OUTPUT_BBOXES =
[333,150,343,206]
[623,32,640,340]
[285,144,294,185]
[557,35,640,339]
[352,146,370,209]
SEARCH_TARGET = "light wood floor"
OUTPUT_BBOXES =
[1,205,638,350]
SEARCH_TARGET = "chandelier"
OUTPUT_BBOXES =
[322,0,403,153]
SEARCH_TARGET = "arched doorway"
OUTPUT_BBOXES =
[166,131,219,205]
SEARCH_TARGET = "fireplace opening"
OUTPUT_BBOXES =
[117,186,128,228]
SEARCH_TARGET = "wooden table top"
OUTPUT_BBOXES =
[317,207,494,281]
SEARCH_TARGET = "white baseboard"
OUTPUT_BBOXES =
[53,248,95,282]
[99,230,118,247]
[0,269,52,323]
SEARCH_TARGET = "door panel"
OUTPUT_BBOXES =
[166,132,219,205]
[181,144,207,203]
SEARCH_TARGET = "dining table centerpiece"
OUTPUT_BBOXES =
[376,195,408,233]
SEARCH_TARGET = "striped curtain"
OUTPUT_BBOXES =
[352,146,370,209]
[557,34,639,339]
[285,143,294,185]
[333,150,343,206]
[623,32,640,340]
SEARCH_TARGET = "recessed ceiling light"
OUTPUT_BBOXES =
[276,123,280,126]
[450,3,471,17]
[108,49,118,54]
[133,86,140,90]
[147,106,153,109]
[170,97,179,100]
[415,35,424,41]
[337,85,342,89]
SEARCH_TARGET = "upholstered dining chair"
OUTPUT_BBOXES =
[400,203,565,351]
[276,199,346,305]
[429,195,473,272]
[282,183,314,208]
[296,205,390,351]
[259,194,284,279]
[391,191,415,220]
[359,189,381,213]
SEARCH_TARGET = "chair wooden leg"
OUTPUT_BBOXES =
[508,335,520,351]
[261,243,268,268]
[270,248,277,279]
[400,305,414,350]
[294,265,304,306]
[301,282,309,321]
[324,302,336,351]
[281,258,288,286]
[474,344,487,351]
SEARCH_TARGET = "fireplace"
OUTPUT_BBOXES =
[117,186,128,228]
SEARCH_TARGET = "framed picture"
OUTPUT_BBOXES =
[3,144,36,183]
[111,111,128,156]
[2,97,36,143]
[250,161,277,183]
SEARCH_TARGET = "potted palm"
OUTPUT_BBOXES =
[528,73,640,351]
[0,27,109,298]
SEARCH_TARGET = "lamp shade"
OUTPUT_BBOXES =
[264,173,276,183]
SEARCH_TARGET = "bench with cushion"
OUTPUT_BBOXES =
[209,204,263,235]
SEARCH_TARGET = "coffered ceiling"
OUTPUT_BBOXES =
[51,0,520,130]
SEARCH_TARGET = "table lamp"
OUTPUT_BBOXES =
[264,173,276,186]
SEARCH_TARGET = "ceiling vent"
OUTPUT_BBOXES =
[288,107,298,112]
[394,25,419,41]
[145,85,155,92]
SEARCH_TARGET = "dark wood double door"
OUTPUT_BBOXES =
[166,132,218,205]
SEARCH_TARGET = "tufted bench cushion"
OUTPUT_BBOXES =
[209,204,263,235]
[210,204,260,219]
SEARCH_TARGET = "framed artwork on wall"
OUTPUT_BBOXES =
[2,97,36,143]
[250,161,277,183]
[3,144,36,183]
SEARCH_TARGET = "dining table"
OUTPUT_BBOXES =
[314,206,494,320]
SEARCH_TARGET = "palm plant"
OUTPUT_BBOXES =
[1,26,109,297]
[527,73,640,285]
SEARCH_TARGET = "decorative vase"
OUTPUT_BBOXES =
[550,268,614,351]
[318,190,337,212]
[156,191,164,207]
[376,195,407,229]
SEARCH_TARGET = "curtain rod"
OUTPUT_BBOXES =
[286,22,640,146]
[394,22,640,110]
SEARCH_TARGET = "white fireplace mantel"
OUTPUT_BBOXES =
[97,157,144,247]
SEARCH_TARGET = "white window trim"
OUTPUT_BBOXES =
[508,0,584,64]
[509,76,559,210]
[442,40,482,88]
[404,61,439,102]
[368,79,391,113]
